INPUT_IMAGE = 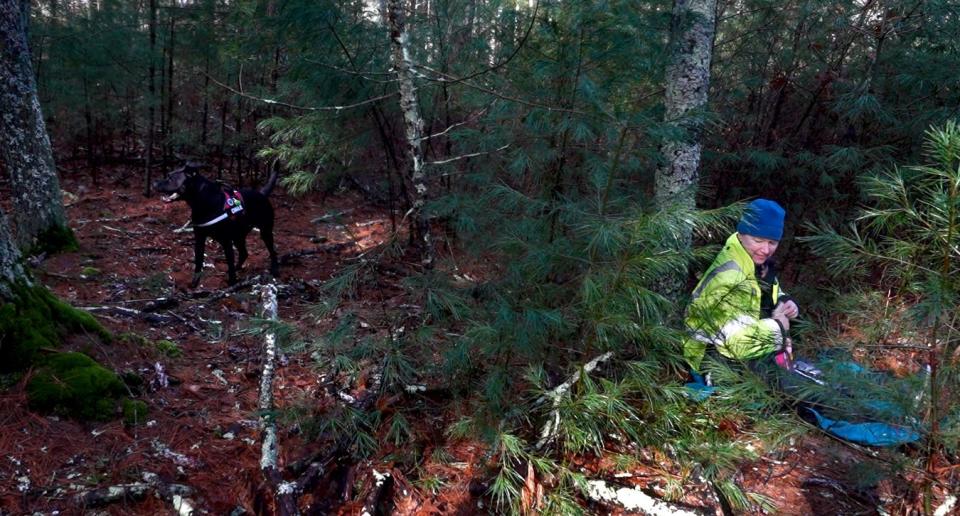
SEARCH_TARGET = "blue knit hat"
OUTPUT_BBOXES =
[737,199,785,240]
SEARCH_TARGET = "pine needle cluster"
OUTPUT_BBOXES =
[802,121,960,505]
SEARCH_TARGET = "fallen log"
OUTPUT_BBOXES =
[256,281,300,516]
[360,469,393,516]
[74,472,195,513]
[585,479,706,516]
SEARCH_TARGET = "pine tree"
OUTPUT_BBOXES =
[803,121,960,509]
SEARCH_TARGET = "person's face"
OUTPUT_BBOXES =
[739,233,779,265]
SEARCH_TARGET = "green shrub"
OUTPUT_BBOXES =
[153,340,182,358]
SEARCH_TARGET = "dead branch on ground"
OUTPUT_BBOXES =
[535,351,614,449]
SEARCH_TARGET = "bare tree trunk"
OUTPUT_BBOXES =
[0,206,28,300]
[218,99,227,180]
[0,0,70,250]
[654,0,717,301]
[164,10,175,161]
[201,53,210,148]
[144,0,157,196]
[386,0,434,267]
[82,77,99,185]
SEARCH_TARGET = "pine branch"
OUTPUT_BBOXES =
[205,72,399,112]
[425,143,510,166]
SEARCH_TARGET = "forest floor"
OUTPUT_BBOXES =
[0,165,938,515]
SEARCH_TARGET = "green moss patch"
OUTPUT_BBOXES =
[0,283,111,372]
[27,352,126,420]
[29,224,79,255]
[118,332,182,358]
[153,339,182,358]
[122,399,149,425]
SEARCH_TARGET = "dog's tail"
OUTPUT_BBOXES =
[259,160,281,196]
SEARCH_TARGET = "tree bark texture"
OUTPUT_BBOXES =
[144,0,157,196]
[0,206,28,300]
[656,0,717,207]
[386,0,434,267]
[654,0,717,302]
[257,282,299,516]
[0,0,69,249]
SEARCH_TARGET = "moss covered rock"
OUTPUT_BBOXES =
[0,283,111,372]
[27,352,126,420]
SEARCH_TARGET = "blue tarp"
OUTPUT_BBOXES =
[805,407,920,447]
[686,360,923,447]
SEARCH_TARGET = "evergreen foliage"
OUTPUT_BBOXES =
[802,121,960,502]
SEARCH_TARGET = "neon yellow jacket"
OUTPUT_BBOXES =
[684,233,787,370]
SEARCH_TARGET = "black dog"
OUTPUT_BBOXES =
[154,162,280,288]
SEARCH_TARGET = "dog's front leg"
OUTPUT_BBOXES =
[221,239,237,285]
[191,233,206,288]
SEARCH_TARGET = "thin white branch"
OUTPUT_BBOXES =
[418,102,496,142]
[206,72,398,112]
[425,144,510,166]
[536,352,614,406]
[535,352,614,449]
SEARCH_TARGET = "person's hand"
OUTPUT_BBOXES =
[773,314,790,333]
[773,299,799,320]
[774,337,794,370]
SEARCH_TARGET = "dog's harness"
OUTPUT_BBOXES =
[196,189,245,227]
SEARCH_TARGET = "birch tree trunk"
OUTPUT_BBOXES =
[386,0,434,268]
[0,0,70,250]
[654,0,717,301]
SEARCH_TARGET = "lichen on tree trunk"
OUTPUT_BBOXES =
[0,206,28,301]
[386,0,434,268]
[654,0,718,302]
[0,0,72,252]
